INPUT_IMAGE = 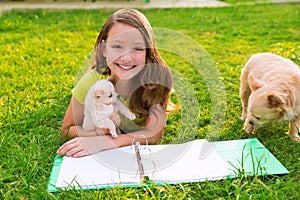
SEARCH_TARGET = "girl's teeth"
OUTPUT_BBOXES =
[118,64,133,69]
[121,66,131,69]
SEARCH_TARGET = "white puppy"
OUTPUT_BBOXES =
[83,79,136,138]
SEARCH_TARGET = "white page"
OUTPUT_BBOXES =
[56,146,141,189]
[143,139,231,183]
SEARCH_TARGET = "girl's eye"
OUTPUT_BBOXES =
[112,45,122,49]
[134,47,144,51]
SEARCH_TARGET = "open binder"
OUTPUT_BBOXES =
[48,138,289,192]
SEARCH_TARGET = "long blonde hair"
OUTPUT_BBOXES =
[92,9,173,118]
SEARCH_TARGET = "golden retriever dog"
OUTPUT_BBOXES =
[83,79,136,138]
[240,52,300,143]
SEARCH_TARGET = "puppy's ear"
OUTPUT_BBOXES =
[248,74,263,91]
[266,92,285,108]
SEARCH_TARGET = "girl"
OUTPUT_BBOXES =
[57,9,173,158]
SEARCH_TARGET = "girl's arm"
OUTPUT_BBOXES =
[57,100,166,157]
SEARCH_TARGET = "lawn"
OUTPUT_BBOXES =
[0,2,300,199]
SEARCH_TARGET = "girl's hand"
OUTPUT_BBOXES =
[57,136,110,158]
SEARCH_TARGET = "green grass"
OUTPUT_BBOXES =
[1,3,300,199]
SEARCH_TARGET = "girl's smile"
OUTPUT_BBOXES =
[115,63,137,70]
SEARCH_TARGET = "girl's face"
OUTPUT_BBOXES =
[103,23,147,81]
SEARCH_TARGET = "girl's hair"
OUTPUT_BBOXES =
[92,9,172,119]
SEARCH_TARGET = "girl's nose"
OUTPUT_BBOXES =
[120,51,133,62]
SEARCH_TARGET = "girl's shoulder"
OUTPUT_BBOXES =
[84,69,107,81]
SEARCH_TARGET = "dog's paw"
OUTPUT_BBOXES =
[111,133,118,138]
[240,114,247,121]
[287,133,300,144]
[110,128,118,138]
[244,125,255,134]
[290,136,300,143]
[128,112,136,120]
[286,131,300,143]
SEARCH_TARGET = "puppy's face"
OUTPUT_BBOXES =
[246,102,284,128]
[93,80,119,106]
[244,91,286,133]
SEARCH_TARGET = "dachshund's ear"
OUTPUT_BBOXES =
[248,73,263,91]
[266,91,285,108]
